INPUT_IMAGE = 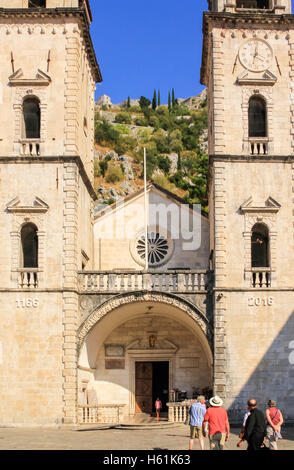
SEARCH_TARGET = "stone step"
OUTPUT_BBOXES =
[116,422,182,431]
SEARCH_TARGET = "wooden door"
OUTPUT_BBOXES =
[135,362,152,414]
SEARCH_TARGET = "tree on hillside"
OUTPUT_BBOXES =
[152,90,157,110]
[127,96,131,108]
[158,90,161,107]
[168,91,171,112]
[139,96,151,109]
[172,88,175,108]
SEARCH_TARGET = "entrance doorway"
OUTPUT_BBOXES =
[135,361,169,414]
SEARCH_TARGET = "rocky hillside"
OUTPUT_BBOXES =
[94,89,208,212]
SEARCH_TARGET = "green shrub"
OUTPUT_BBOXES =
[99,160,108,177]
[149,115,160,129]
[114,112,132,124]
[95,119,120,146]
[169,129,182,141]
[94,160,101,177]
[105,166,124,183]
[169,138,183,154]
[151,129,169,153]
[157,155,171,174]
[114,124,130,135]
[114,136,137,155]
[134,116,149,127]
[156,105,169,116]
[139,96,151,109]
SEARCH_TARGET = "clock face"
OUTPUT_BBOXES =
[239,39,273,72]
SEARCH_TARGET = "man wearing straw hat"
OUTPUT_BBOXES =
[202,396,230,450]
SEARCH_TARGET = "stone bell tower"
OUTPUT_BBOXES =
[0,0,101,425]
[202,0,294,421]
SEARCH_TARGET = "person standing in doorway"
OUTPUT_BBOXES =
[189,395,207,451]
[266,400,284,450]
[202,396,230,450]
[238,399,266,450]
[155,398,162,422]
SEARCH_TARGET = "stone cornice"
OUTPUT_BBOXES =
[209,154,294,163]
[201,11,294,85]
[0,155,97,201]
[0,7,102,83]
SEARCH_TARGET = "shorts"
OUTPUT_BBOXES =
[266,425,278,450]
[209,432,226,450]
[190,425,203,439]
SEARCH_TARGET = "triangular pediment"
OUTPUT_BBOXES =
[237,69,277,86]
[9,68,51,86]
[6,196,49,213]
[8,68,24,80]
[240,196,281,213]
[36,69,51,82]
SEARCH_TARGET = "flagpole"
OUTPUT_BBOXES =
[144,147,148,271]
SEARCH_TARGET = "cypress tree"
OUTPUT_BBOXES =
[152,89,157,110]
[127,96,131,108]
[158,89,161,107]
[172,88,175,108]
[168,91,171,112]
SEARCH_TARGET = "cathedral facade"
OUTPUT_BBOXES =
[0,0,293,426]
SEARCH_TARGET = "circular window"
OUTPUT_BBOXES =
[130,229,174,267]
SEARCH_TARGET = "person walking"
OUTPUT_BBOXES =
[266,400,284,450]
[189,395,206,451]
[155,398,162,422]
[237,409,251,447]
[202,396,230,450]
[238,399,266,450]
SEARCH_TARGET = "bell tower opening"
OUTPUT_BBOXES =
[248,96,267,138]
[28,0,46,7]
[236,0,269,8]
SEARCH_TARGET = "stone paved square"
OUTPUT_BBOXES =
[0,425,293,451]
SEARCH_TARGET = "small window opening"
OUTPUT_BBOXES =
[251,223,269,268]
[23,98,41,139]
[249,96,267,138]
[21,223,38,268]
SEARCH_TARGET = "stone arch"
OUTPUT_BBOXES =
[77,292,214,417]
[77,291,213,357]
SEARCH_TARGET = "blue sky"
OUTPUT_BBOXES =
[90,1,294,104]
[90,0,207,104]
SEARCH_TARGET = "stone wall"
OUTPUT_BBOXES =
[0,292,63,425]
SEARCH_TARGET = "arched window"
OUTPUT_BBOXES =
[251,223,269,268]
[248,96,267,138]
[23,97,41,139]
[237,0,269,7]
[21,223,38,268]
[29,0,46,7]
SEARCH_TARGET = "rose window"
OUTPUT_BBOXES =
[136,232,169,266]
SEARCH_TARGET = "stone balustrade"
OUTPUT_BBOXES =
[78,270,213,294]
[18,269,38,289]
[249,139,268,156]
[251,268,272,288]
[167,401,193,423]
[78,404,125,425]
[20,140,41,157]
